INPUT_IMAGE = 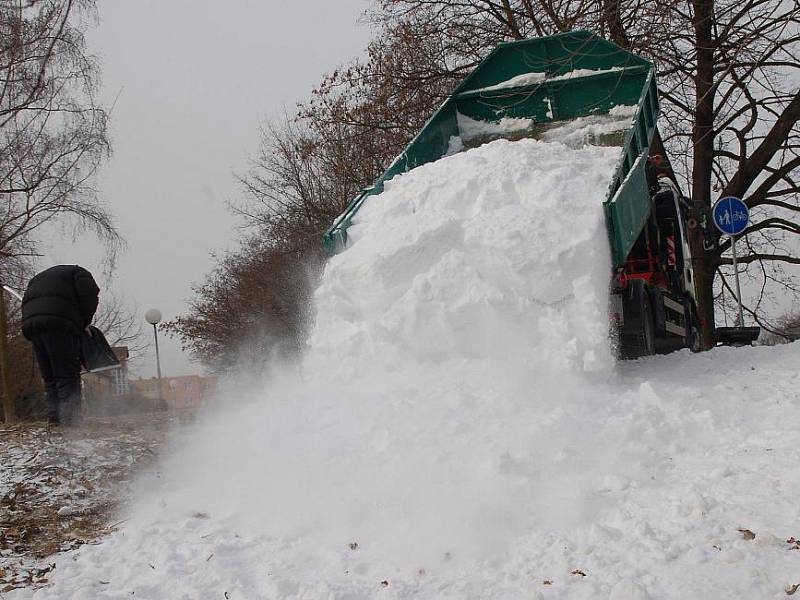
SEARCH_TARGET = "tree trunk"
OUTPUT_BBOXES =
[690,0,717,348]
[0,289,16,424]
[602,0,631,49]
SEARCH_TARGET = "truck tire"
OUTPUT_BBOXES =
[685,303,702,353]
[688,325,702,352]
[620,283,656,359]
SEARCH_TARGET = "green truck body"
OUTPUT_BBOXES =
[323,30,660,268]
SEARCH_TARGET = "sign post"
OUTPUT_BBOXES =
[712,196,750,328]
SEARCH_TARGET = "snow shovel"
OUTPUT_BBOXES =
[80,326,121,373]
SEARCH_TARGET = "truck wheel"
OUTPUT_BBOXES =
[635,294,656,357]
[687,312,702,352]
[688,326,702,352]
[683,301,702,352]
[621,286,656,359]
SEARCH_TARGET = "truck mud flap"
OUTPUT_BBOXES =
[619,280,656,358]
[648,288,666,334]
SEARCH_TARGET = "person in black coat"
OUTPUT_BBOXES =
[21,265,100,425]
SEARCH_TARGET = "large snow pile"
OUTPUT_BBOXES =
[12,139,800,600]
[310,138,615,374]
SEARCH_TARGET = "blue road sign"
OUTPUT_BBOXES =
[712,196,749,236]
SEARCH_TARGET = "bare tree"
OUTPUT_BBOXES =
[301,9,464,151]
[0,0,117,266]
[179,112,367,370]
[164,240,316,373]
[235,117,369,251]
[92,291,146,355]
[759,309,800,344]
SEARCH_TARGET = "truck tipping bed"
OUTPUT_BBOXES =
[323,30,660,268]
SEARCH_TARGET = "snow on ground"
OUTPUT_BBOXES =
[0,415,175,593]
[7,138,800,599]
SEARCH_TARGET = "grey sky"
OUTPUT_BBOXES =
[44,1,372,378]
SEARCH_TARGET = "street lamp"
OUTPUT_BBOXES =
[145,308,166,410]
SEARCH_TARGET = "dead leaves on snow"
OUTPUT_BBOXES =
[536,569,587,587]
[571,569,587,577]
[0,415,172,592]
[737,528,756,540]
[0,562,54,592]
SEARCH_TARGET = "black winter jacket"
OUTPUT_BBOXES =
[21,265,100,339]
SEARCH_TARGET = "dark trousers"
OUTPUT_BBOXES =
[30,330,82,425]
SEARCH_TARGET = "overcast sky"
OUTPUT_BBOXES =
[43,1,373,378]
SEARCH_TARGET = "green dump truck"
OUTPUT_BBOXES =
[324,30,702,358]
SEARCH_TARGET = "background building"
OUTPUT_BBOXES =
[131,375,217,410]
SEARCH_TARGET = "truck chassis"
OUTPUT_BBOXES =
[612,163,701,358]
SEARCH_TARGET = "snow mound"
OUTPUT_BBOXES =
[309,138,617,375]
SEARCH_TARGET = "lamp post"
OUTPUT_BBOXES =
[145,308,166,410]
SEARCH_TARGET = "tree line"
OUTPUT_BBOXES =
[171,0,799,369]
